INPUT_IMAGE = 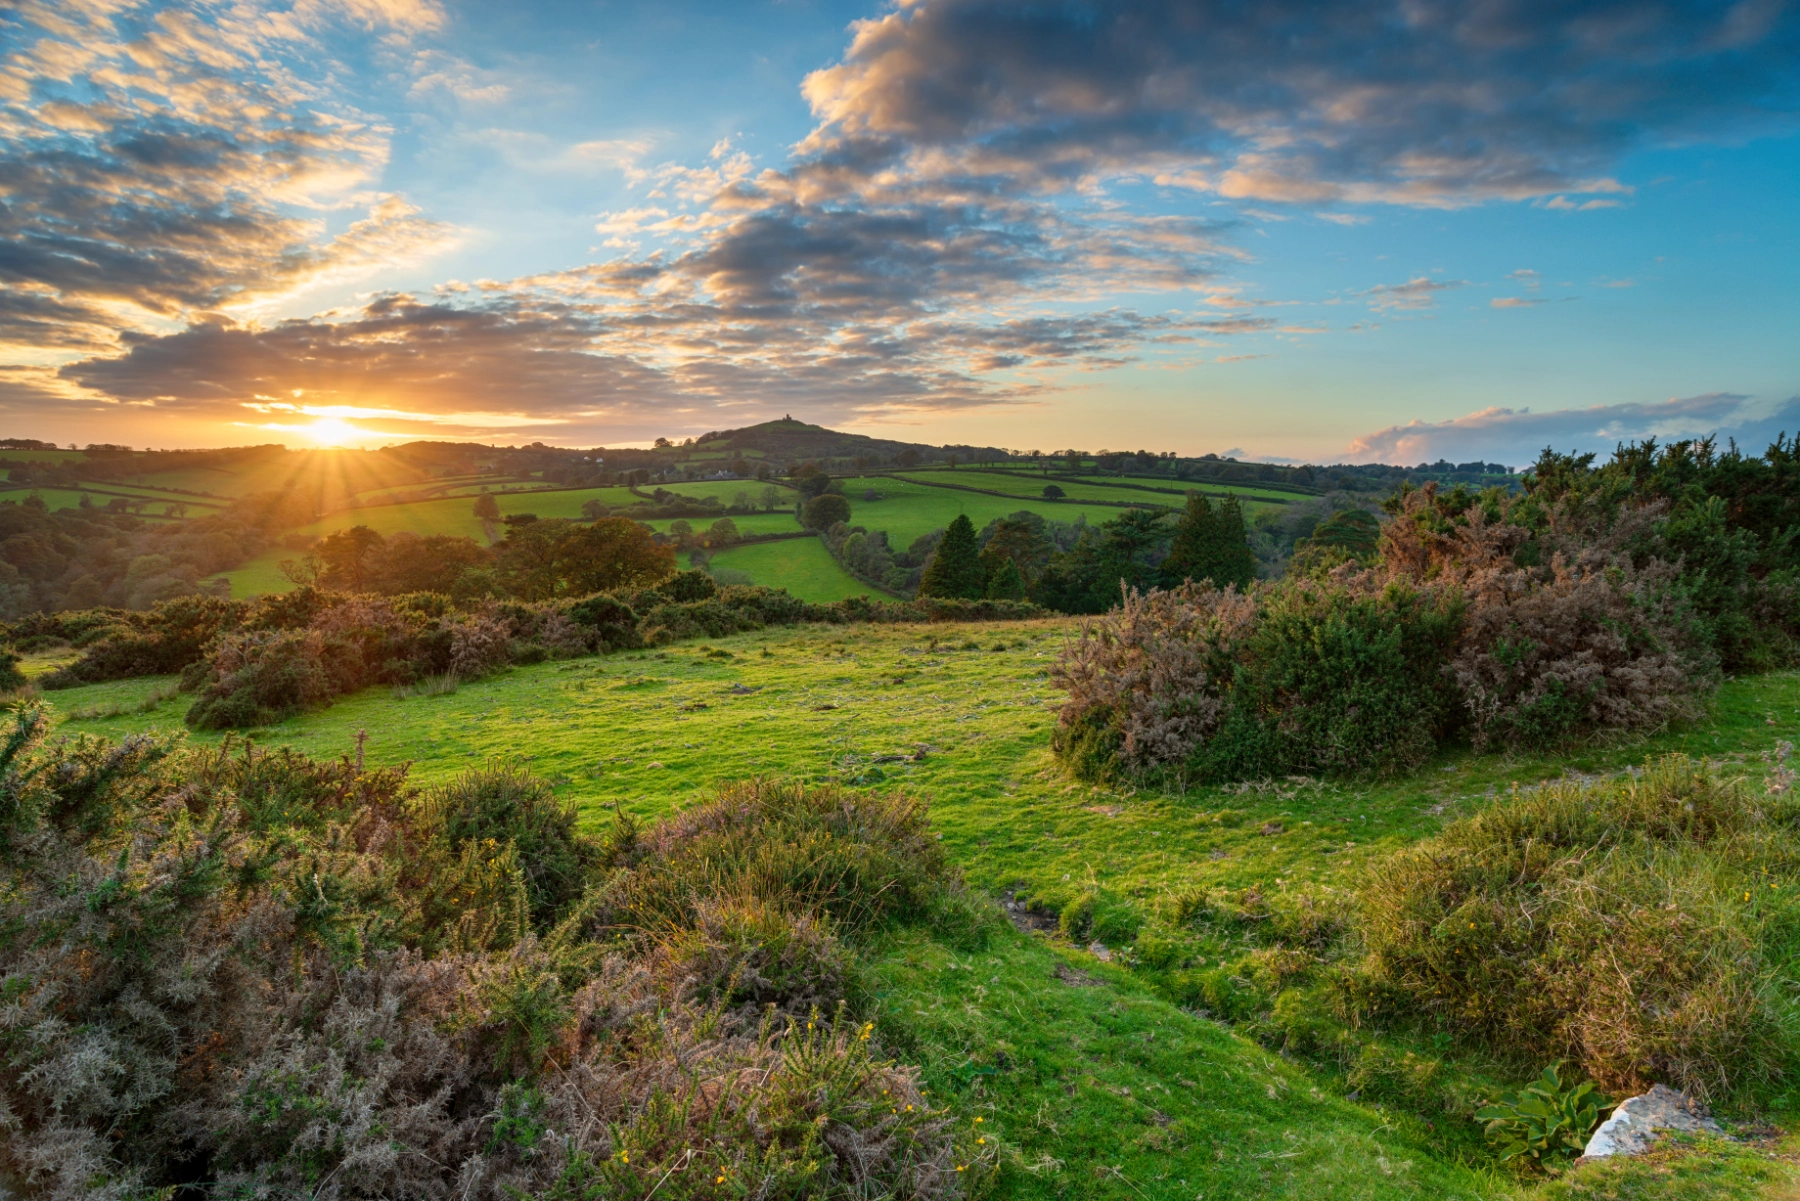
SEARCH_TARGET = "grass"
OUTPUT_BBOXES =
[704,537,875,602]
[899,469,1296,508]
[34,620,1800,1197]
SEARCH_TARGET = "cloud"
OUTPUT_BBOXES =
[9,0,1798,440]
[1490,296,1546,308]
[0,2,455,355]
[796,0,1798,209]
[1507,268,1541,290]
[1342,392,1799,467]
[1361,277,1465,311]
[53,290,1267,443]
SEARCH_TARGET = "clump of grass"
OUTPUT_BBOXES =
[1351,754,1800,1101]
[392,672,459,699]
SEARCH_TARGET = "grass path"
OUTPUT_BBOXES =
[35,623,1800,1198]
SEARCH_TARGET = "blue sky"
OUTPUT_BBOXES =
[2,0,1796,465]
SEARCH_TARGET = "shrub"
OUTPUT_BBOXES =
[0,713,991,1200]
[567,594,640,649]
[1054,576,1461,783]
[418,762,594,928]
[43,594,247,687]
[1353,756,1800,1099]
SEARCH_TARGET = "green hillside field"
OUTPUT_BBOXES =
[36,622,1800,1199]
[898,468,1300,507]
[704,536,872,601]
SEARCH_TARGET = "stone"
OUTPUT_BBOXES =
[1582,1084,1721,1159]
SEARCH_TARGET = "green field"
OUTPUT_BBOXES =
[705,536,874,601]
[643,511,801,538]
[35,624,1800,1198]
[833,474,1158,545]
[656,477,792,503]
[0,448,87,463]
[904,468,1303,506]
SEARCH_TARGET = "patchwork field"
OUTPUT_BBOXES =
[704,536,873,601]
[898,468,1301,507]
[36,620,1800,1199]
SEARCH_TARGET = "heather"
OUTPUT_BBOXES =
[0,708,991,1200]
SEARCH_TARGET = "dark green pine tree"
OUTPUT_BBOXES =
[1212,496,1257,589]
[984,556,1027,600]
[918,514,985,599]
[1159,492,1256,589]
[1158,493,1218,587]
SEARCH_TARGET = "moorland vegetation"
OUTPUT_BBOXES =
[3,433,1800,1198]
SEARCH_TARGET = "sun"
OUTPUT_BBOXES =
[305,417,361,446]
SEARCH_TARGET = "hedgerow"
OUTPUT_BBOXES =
[0,709,994,1199]
[8,578,1041,729]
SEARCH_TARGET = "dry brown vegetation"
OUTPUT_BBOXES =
[0,709,992,1199]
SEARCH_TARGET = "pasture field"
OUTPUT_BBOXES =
[0,488,185,519]
[0,448,88,463]
[653,477,793,504]
[898,468,1299,508]
[827,475,1123,546]
[641,511,801,538]
[703,535,873,601]
[131,447,429,498]
[37,621,1800,1199]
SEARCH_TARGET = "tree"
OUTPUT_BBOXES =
[580,498,609,520]
[801,493,851,529]
[378,533,490,594]
[705,517,740,546]
[473,492,500,521]
[759,485,782,511]
[918,514,984,599]
[1159,493,1255,589]
[896,448,922,468]
[315,525,385,592]
[497,517,674,600]
[978,513,1053,584]
[1042,484,1065,499]
[985,557,1027,600]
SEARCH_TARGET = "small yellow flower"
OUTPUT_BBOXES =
[716,1176,725,1185]
[906,1104,914,1112]
[957,1165,966,1173]
[977,1137,986,1145]
[621,1151,629,1164]
[974,1117,983,1124]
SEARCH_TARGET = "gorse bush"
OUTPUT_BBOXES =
[0,710,992,1199]
[1054,468,1732,782]
[1053,576,1462,784]
[1351,756,1800,1100]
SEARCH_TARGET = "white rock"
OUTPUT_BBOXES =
[1583,1084,1721,1158]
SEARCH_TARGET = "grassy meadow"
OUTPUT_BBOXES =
[34,619,1800,1199]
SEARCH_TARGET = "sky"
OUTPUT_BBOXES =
[1,0,1796,466]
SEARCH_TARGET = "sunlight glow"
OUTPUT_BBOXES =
[304,416,362,446]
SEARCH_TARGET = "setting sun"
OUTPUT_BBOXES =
[305,416,361,446]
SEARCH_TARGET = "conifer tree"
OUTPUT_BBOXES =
[1158,492,1256,589]
[918,514,985,599]
[1159,493,1217,587]
[1212,496,1257,589]
[984,556,1027,601]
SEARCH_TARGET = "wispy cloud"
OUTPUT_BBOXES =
[1361,277,1465,311]
[1490,297,1546,309]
